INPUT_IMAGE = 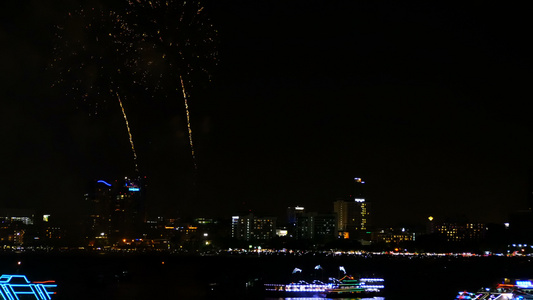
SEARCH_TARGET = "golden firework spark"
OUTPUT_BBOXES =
[180,75,197,170]
[116,92,139,173]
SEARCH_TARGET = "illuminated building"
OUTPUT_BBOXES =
[231,214,276,242]
[85,176,147,245]
[333,198,349,233]
[85,180,114,244]
[194,217,214,225]
[333,177,370,238]
[373,228,415,244]
[287,206,305,226]
[296,212,337,242]
[0,209,35,245]
[0,209,34,225]
[435,222,486,242]
[287,206,305,237]
[111,176,147,242]
[426,216,435,234]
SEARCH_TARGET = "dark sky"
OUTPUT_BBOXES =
[1,0,532,227]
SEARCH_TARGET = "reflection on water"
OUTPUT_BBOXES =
[10,253,533,300]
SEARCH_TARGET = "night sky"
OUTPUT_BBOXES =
[1,1,532,227]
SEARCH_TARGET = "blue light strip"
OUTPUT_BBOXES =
[1,285,14,300]
[97,180,112,187]
[32,284,49,300]
[0,275,56,300]
[5,285,15,300]
[0,287,6,300]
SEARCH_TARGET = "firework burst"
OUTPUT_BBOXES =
[51,7,124,114]
[51,6,140,173]
[120,0,218,170]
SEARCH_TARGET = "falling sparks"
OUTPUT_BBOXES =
[115,0,218,98]
[180,75,197,170]
[50,1,217,172]
[116,91,139,173]
[51,6,141,173]
[120,0,218,169]
[50,8,127,116]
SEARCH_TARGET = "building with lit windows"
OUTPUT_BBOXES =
[296,212,337,242]
[85,180,113,243]
[435,222,486,242]
[287,206,305,226]
[0,209,35,245]
[0,209,34,225]
[231,214,276,242]
[372,228,416,245]
[85,176,147,245]
[333,178,370,238]
[287,206,305,237]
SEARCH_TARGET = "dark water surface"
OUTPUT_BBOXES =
[1,252,532,300]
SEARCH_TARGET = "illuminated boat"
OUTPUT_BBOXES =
[0,274,57,300]
[498,280,533,300]
[324,276,385,298]
[264,280,331,297]
[264,275,384,298]
[455,280,533,300]
[455,291,481,300]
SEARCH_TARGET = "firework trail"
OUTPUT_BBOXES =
[51,6,141,173]
[179,75,197,170]
[116,91,139,173]
[51,1,217,173]
[120,0,218,170]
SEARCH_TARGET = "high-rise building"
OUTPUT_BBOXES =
[333,177,370,238]
[85,180,113,242]
[231,214,276,242]
[85,176,147,245]
[0,209,35,245]
[287,206,305,226]
[287,206,305,237]
[296,212,337,242]
[333,198,350,232]
[352,177,369,231]
[353,177,365,198]
[112,176,147,241]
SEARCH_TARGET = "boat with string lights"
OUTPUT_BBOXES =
[264,274,384,298]
[455,279,533,300]
[325,276,385,298]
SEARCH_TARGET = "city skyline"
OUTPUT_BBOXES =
[1,1,532,227]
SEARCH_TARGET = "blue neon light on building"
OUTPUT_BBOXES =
[0,275,57,300]
[96,180,112,187]
[128,187,140,192]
